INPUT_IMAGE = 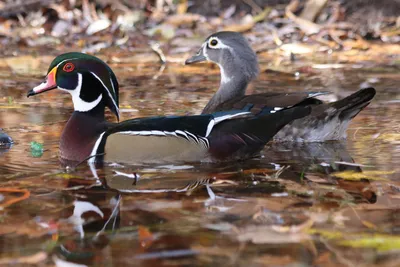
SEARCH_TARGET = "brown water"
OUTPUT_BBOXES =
[0,54,399,266]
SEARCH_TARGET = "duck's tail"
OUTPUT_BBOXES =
[330,87,376,121]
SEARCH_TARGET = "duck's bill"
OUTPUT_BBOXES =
[185,53,207,65]
[27,66,57,97]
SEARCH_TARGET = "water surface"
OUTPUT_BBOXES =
[0,54,399,266]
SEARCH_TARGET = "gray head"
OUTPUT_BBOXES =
[185,31,259,82]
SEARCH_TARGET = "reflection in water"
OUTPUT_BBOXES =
[0,131,13,156]
[265,142,377,204]
[53,190,121,266]
[0,146,11,157]
[0,59,398,266]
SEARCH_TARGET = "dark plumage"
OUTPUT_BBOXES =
[27,52,311,166]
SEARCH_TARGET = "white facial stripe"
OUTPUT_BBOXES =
[202,43,209,60]
[57,59,71,67]
[33,58,79,94]
[59,73,103,112]
[90,72,119,115]
[55,58,79,69]
[208,37,231,50]
[205,37,234,83]
[110,77,116,96]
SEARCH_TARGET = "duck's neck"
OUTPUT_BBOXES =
[202,65,249,114]
[59,104,109,164]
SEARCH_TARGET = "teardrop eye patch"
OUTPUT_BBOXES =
[63,63,75,72]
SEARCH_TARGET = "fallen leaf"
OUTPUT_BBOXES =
[340,235,400,252]
[332,170,395,181]
[0,252,47,265]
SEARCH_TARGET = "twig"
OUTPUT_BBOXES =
[334,161,374,168]
[0,188,30,209]
[150,42,167,64]
[152,64,166,80]
[242,0,263,14]
[286,0,321,35]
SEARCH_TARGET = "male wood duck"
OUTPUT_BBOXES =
[185,31,376,141]
[27,52,311,166]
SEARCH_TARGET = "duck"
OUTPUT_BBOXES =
[0,130,13,147]
[185,31,376,141]
[27,52,311,166]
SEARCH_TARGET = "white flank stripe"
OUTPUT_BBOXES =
[308,92,329,98]
[175,130,189,139]
[206,111,250,137]
[184,131,199,143]
[89,132,106,163]
[150,130,167,136]
[214,111,250,124]
[114,130,208,146]
[205,120,215,137]
[117,130,174,137]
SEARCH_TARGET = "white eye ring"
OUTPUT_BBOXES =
[209,38,219,48]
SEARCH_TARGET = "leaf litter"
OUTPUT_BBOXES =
[0,0,399,266]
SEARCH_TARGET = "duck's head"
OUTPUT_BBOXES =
[185,31,259,82]
[27,52,119,120]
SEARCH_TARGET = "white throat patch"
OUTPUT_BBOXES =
[219,64,232,84]
[203,37,233,84]
[59,73,103,112]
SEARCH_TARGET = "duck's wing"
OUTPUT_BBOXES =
[206,91,328,115]
[89,105,311,164]
[89,110,251,164]
[207,106,311,160]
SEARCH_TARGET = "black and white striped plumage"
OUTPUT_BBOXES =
[27,52,311,166]
[88,108,311,164]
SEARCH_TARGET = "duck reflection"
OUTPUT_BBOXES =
[264,142,376,203]
[84,140,376,205]
[0,131,13,156]
[52,190,121,266]
[265,142,362,173]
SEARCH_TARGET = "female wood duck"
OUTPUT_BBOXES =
[185,31,376,141]
[27,52,311,166]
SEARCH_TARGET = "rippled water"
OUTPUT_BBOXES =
[0,54,399,266]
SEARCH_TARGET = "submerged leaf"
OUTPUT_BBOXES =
[332,170,395,181]
[377,133,400,144]
[340,235,400,252]
[30,141,44,158]
[308,229,344,239]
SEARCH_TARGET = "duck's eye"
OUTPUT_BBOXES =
[63,63,75,72]
[209,39,218,47]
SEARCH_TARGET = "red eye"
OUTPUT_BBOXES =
[63,63,75,72]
